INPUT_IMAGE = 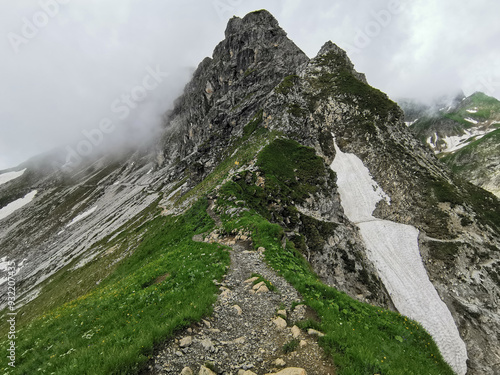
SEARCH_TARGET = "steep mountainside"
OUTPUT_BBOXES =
[1,10,499,375]
[403,92,500,197]
[440,128,500,197]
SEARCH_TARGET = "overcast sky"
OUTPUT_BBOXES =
[1,0,499,169]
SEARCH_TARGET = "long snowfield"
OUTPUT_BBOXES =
[0,169,26,186]
[330,139,467,375]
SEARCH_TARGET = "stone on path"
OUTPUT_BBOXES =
[238,370,258,375]
[256,285,269,293]
[273,317,287,330]
[179,336,192,348]
[291,325,301,338]
[253,281,265,290]
[268,368,307,375]
[274,358,286,367]
[199,365,216,375]
[307,329,325,337]
[233,304,243,315]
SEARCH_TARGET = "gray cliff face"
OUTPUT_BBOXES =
[1,9,499,374]
[156,10,308,173]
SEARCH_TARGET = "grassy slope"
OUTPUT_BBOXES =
[441,128,500,174]
[1,200,229,374]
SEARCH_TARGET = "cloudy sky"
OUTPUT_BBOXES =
[1,0,499,169]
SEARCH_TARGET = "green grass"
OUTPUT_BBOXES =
[0,199,230,375]
[427,176,500,232]
[282,339,299,354]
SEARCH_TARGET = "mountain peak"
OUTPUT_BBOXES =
[225,9,281,38]
[311,40,368,84]
[317,40,345,57]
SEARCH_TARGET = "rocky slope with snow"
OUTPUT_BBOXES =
[1,9,499,375]
[404,92,500,197]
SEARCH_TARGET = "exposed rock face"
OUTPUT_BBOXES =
[156,10,309,173]
[1,9,499,374]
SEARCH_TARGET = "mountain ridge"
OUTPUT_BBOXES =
[1,9,499,375]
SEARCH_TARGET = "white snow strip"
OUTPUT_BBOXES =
[404,119,419,127]
[66,206,98,227]
[330,138,467,375]
[0,169,26,186]
[330,145,390,223]
[0,190,37,221]
[464,117,478,124]
[466,109,477,113]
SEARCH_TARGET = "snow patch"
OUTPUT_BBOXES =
[0,257,27,285]
[330,138,467,375]
[438,127,496,153]
[0,190,37,221]
[66,206,98,227]
[466,108,478,114]
[404,119,419,127]
[330,144,390,223]
[0,169,26,186]
[464,117,478,124]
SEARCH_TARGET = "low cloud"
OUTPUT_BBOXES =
[1,0,499,169]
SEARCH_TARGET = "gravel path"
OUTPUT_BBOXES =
[144,237,336,375]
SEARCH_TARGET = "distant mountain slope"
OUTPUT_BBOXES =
[441,128,500,197]
[404,92,500,197]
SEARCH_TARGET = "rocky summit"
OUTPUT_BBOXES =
[0,9,499,375]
